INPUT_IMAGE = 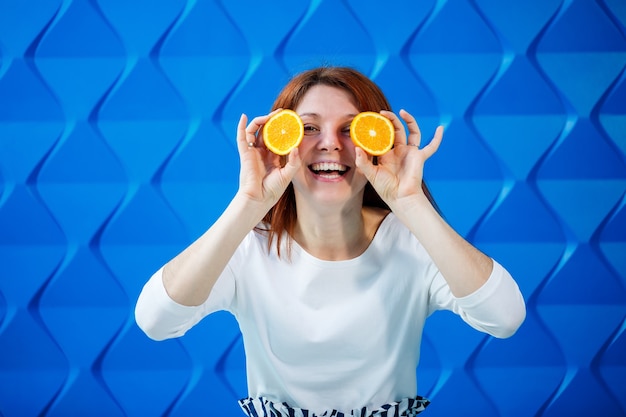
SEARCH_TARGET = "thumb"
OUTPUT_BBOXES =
[282,147,302,179]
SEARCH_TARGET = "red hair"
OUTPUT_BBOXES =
[257,66,438,256]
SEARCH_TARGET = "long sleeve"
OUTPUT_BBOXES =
[430,260,526,338]
[135,268,207,341]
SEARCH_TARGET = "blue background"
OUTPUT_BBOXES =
[1,0,625,416]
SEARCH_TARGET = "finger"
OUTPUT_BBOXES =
[244,116,264,149]
[380,110,406,146]
[421,125,444,159]
[248,109,283,148]
[399,109,421,147]
[354,147,376,182]
[245,113,272,148]
[237,113,250,151]
[245,114,268,137]
[246,109,283,132]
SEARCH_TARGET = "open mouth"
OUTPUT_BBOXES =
[309,162,350,179]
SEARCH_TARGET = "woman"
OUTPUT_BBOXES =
[135,66,526,416]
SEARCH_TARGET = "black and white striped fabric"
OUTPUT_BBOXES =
[238,396,430,417]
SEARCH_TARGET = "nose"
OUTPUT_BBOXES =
[317,130,343,152]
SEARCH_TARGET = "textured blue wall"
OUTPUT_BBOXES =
[1,0,625,416]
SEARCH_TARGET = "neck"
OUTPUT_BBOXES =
[292,202,380,261]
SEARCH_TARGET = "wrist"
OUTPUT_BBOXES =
[388,192,434,220]
[230,192,273,226]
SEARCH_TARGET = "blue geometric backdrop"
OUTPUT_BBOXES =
[1,0,625,416]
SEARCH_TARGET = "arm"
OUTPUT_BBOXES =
[355,110,490,296]
[136,113,301,327]
[162,192,266,306]
[355,110,524,331]
[135,189,259,340]
[390,189,492,297]
[431,260,526,338]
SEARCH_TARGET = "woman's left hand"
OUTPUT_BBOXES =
[354,109,443,208]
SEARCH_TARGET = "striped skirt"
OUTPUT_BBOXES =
[238,396,430,417]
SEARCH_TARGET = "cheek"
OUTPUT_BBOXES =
[298,138,316,153]
[342,134,356,149]
[342,138,358,160]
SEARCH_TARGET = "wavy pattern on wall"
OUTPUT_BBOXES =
[0,0,625,416]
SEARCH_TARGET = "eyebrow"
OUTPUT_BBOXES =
[299,112,359,119]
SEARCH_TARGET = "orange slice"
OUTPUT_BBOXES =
[350,111,394,156]
[262,109,304,156]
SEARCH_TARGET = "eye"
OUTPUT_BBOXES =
[341,126,351,136]
[304,125,319,135]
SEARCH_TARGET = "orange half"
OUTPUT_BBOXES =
[350,112,394,156]
[262,109,304,156]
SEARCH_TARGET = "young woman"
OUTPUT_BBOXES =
[135,66,526,416]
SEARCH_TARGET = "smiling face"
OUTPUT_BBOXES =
[291,84,369,210]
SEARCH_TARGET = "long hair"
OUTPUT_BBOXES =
[258,66,438,256]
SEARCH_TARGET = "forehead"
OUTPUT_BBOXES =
[295,85,358,114]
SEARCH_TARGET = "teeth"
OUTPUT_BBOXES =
[310,162,347,172]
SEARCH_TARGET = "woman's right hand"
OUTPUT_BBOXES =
[236,112,302,211]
